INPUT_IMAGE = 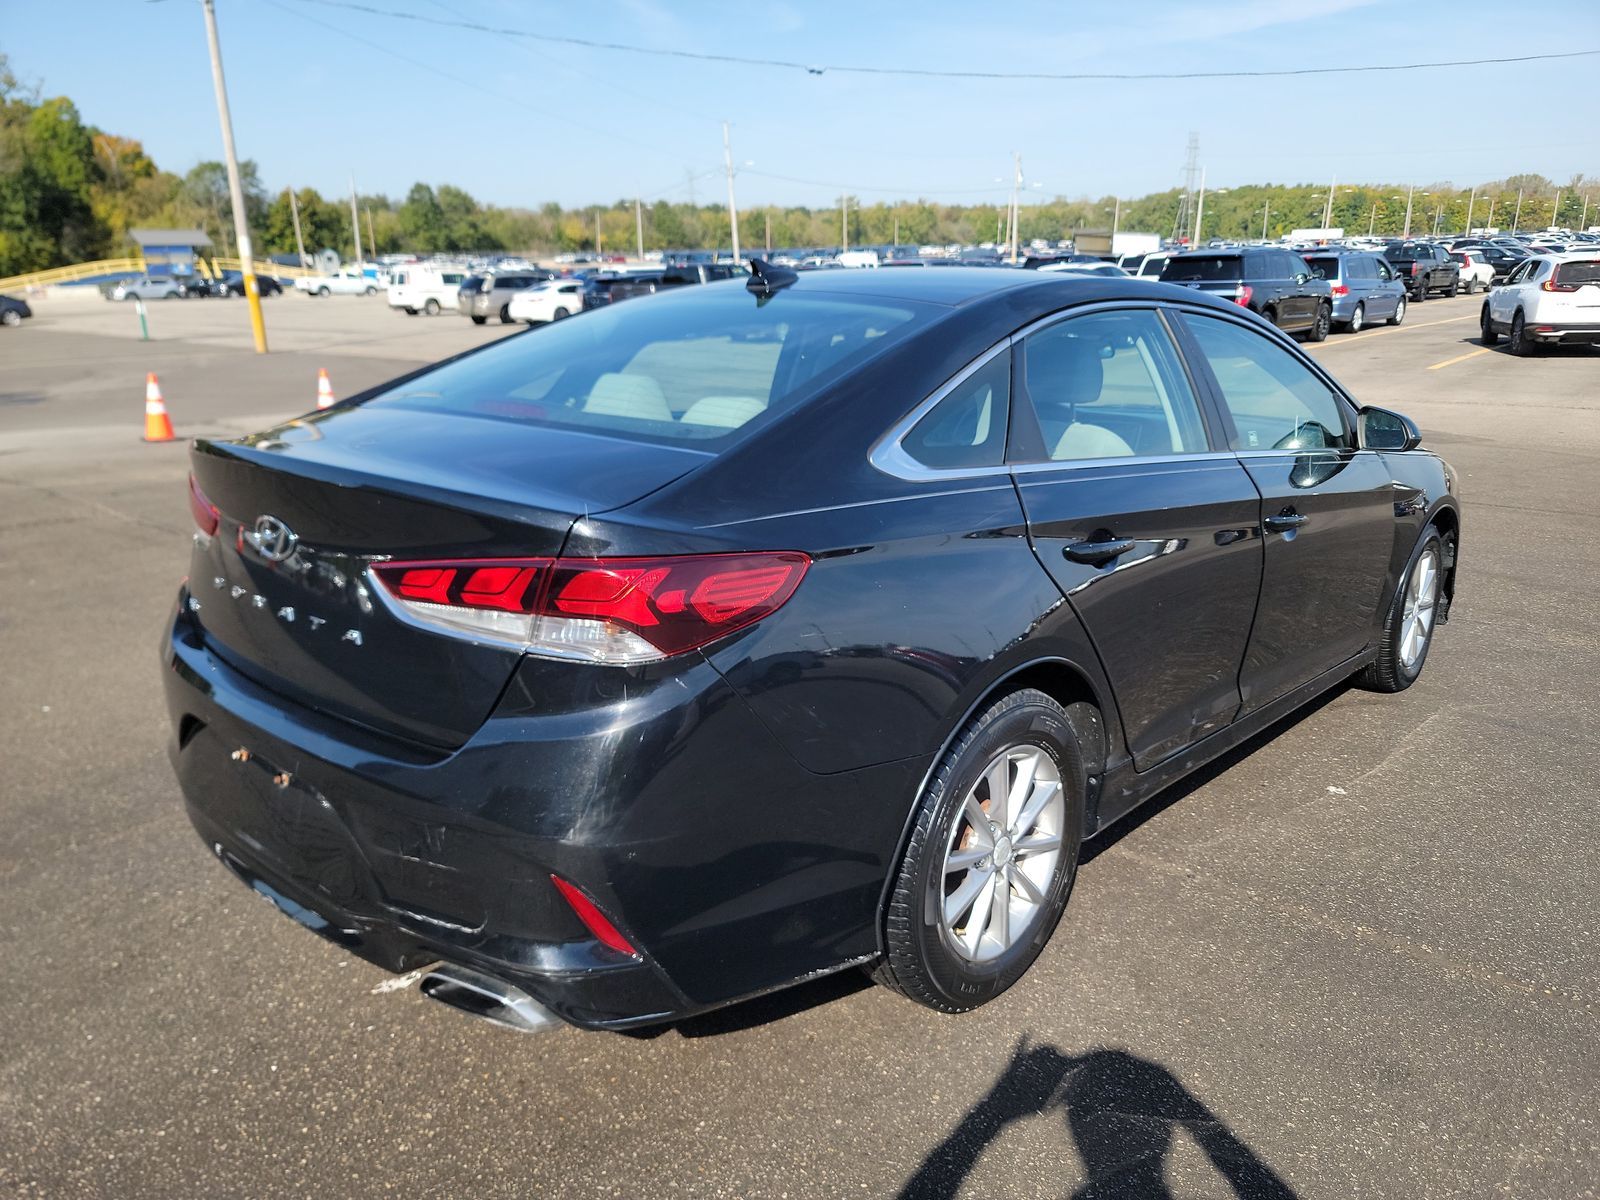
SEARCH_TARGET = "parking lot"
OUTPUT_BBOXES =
[2,291,1597,1198]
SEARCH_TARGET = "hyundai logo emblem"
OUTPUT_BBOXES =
[249,515,298,563]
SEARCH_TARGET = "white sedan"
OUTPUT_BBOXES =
[506,279,585,325]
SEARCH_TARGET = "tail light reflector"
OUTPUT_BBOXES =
[550,875,638,956]
[371,551,809,664]
[188,475,219,537]
[1235,284,1253,307]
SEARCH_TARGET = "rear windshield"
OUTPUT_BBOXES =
[1160,255,1242,282]
[459,275,485,293]
[1384,242,1423,256]
[368,285,927,447]
[1555,260,1600,286]
[1304,256,1340,280]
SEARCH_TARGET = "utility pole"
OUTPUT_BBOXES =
[1174,131,1199,244]
[287,186,307,271]
[1192,166,1207,247]
[1111,196,1121,241]
[1582,194,1591,231]
[894,214,899,247]
[1487,196,1496,230]
[365,205,376,260]
[1552,189,1562,229]
[1402,183,1415,237]
[766,210,773,254]
[201,0,266,353]
[722,121,741,263]
[635,196,644,262]
[1265,199,1273,241]
[594,208,602,255]
[1009,152,1022,264]
[1322,174,1336,231]
[1464,186,1476,236]
[1367,203,1376,237]
[349,173,363,266]
[1512,188,1523,233]
[841,195,849,250]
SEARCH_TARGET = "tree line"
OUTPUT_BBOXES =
[3,54,1596,278]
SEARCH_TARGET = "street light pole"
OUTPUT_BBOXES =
[1512,188,1523,233]
[287,186,307,272]
[1322,174,1336,230]
[201,0,266,353]
[1402,183,1415,238]
[1263,199,1271,241]
[635,196,644,262]
[1464,186,1476,237]
[721,121,741,262]
[1192,166,1206,246]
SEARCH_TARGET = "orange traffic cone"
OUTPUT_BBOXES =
[316,368,336,410]
[143,373,175,442]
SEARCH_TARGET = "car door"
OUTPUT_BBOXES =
[1491,261,1530,323]
[1176,311,1398,711]
[1372,257,1400,317]
[1009,305,1264,770]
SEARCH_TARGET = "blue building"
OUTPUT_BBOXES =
[128,229,212,278]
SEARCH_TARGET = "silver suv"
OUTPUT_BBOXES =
[458,272,555,325]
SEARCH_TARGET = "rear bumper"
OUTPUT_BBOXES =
[1527,321,1600,344]
[161,596,907,1029]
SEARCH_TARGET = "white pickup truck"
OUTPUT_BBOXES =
[295,269,379,297]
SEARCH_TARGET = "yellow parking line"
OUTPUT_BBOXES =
[1427,346,1494,371]
[1306,313,1477,349]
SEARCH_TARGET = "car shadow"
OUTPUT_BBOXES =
[898,1038,1299,1199]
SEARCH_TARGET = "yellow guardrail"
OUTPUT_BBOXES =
[0,255,321,292]
[0,257,148,291]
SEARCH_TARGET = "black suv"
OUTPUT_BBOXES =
[1159,247,1334,340]
[1381,241,1460,300]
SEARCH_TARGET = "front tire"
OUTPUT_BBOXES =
[875,689,1085,1013]
[1446,277,1459,298]
[1357,529,1445,693]
[499,304,515,324]
[423,298,441,316]
[1308,302,1331,342]
[471,315,487,325]
[552,306,570,320]
[317,286,331,297]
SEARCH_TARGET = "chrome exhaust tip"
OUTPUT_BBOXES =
[418,964,562,1035]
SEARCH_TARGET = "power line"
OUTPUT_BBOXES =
[278,1,1600,82]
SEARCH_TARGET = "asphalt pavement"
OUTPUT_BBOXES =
[1,289,1597,1199]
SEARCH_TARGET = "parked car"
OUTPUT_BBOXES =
[1038,261,1131,277]
[1125,252,1170,281]
[1471,245,1530,284]
[1381,241,1460,300]
[111,277,183,301]
[1302,250,1408,332]
[460,271,558,324]
[1481,253,1600,354]
[387,264,468,315]
[505,277,586,324]
[295,269,379,297]
[0,293,32,326]
[177,275,216,298]
[164,267,1459,1033]
[1160,247,1334,339]
[214,272,283,298]
[1448,250,1495,295]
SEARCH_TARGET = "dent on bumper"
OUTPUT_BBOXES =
[162,602,914,1027]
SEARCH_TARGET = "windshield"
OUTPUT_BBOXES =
[369,285,928,447]
[1160,255,1242,282]
[1384,242,1423,256]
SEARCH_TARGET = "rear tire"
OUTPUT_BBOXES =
[318,286,331,297]
[1345,302,1365,334]
[1480,304,1499,345]
[471,315,487,325]
[1261,305,1279,328]
[1446,277,1459,298]
[552,307,570,320]
[1411,281,1427,302]
[874,689,1085,1013]
[1509,310,1535,356]
[499,305,514,324]
[1388,295,1407,326]
[1357,529,1445,693]
[423,298,441,316]
[1464,277,1478,295]
[1308,302,1331,342]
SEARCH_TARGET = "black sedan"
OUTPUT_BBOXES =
[0,293,31,326]
[163,265,1460,1032]
[215,272,284,297]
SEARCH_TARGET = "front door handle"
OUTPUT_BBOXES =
[1263,512,1308,533]
[1065,538,1136,565]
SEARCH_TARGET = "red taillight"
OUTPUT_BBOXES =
[1235,284,1252,307]
[550,875,638,956]
[188,475,218,536]
[1409,263,1419,276]
[1331,284,1349,296]
[371,551,810,664]
[1541,277,1578,293]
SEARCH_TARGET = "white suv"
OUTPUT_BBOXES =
[1448,249,1494,295]
[1481,253,1600,354]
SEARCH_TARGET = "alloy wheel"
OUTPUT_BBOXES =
[939,746,1064,963]
[1399,547,1439,669]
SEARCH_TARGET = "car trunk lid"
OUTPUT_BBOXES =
[186,406,708,748]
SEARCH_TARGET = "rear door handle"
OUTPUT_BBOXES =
[1263,512,1308,533]
[1064,538,1136,565]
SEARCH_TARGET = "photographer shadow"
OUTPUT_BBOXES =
[900,1040,1298,1200]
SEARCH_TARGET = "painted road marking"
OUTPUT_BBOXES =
[1428,347,1495,371]
[1306,312,1478,349]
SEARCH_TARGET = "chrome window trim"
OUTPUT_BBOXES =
[870,299,1242,484]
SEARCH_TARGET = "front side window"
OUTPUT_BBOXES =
[1019,310,1209,461]
[900,350,1010,469]
[1184,315,1350,452]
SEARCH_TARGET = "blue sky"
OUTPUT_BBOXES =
[5,0,1597,208]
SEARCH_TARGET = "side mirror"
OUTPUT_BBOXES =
[1359,406,1421,452]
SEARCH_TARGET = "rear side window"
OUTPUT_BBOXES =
[1020,309,1208,461]
[1161,255,1242,283]
[370,288,925,447]
[901,350,1010,469]
[1183,315,1350,452]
